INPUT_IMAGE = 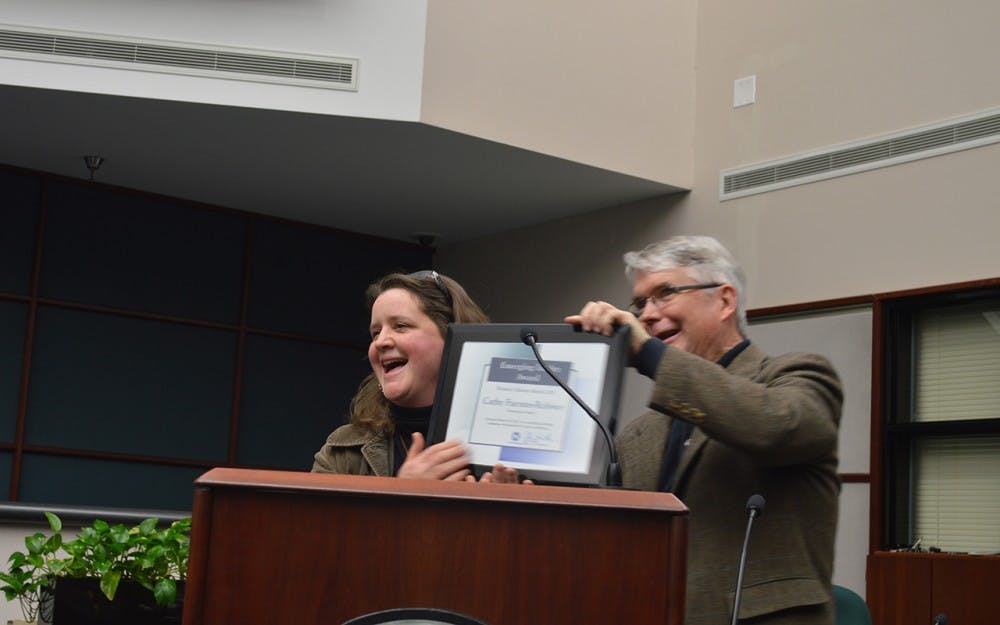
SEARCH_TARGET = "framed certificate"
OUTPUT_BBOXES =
[428,323,629,486]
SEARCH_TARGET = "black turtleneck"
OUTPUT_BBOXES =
[389,403,432,476]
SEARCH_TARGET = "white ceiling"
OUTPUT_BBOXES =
[0,84,683,245]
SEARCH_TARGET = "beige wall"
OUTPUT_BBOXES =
[436,0,1000,598]
[679,0,1000,307]
[421,0,697,187]
[439,0,1000,312]
[437,194,683,323]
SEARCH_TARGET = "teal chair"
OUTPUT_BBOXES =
[833,585,872,625]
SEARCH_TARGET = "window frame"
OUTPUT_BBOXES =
[878,282,1000,551]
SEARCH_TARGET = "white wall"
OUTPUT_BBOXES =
[749,308,873,595]
[0,0,428,120]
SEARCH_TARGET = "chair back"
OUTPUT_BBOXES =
[833,584,872,625]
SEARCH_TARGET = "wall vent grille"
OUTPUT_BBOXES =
[721,108,1000,199]
[0,24,357,91]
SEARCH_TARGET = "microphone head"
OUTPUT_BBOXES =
[933,614,948,625]
[746,494,766,517]
[519,327,538,346]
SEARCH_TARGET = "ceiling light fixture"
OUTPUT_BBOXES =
[412,232,440,248]
[83,155,104,180]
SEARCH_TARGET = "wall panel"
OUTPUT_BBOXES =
[238,334,371,470]
[0,169,38,295]
[0,166,431,511]
[40,182,245,323]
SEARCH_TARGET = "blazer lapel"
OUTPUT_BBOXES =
[674,426,707,492]
[673,344,768,492]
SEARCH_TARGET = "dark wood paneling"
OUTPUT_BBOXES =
[867,552,931,625]
[867,551,1000,625]
[869,298,885,553]
[839,473,870,483]
[933,555,1000,625]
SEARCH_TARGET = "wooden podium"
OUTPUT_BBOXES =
[182,468,688,625]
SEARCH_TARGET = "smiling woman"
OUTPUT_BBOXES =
[311,271,490,480]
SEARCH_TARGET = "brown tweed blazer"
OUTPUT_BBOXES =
[617,343,842,625]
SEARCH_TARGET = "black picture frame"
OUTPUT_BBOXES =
[428,323,628,486]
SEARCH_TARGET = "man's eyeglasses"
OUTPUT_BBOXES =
[408,270,453,309]
[629,282,722,316]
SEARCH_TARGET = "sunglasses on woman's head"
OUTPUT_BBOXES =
[408,270,453,309]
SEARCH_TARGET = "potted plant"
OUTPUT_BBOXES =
[0,512,190,625]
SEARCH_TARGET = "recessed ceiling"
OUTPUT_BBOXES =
[0,83,683,244]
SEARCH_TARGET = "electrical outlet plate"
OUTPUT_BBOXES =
[734,75,756,108]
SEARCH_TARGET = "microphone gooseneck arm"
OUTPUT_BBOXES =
[731,494,766,625]
[520,328,621,487]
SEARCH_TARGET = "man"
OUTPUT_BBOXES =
[566,236,842,625]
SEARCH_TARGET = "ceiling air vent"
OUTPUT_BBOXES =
[721,107,1000,199]
[0,24,357,91]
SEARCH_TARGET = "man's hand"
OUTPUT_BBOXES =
[397,433,471,481]
[565,300,650,356]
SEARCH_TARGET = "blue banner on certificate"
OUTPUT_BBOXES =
[469,358,574,451]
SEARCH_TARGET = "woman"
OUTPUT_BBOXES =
[312,270,505,480]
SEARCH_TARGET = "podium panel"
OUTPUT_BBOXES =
[183,468,688,625]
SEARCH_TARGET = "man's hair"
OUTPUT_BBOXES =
[623,235,748,335]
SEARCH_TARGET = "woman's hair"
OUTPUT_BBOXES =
[348,271,489,436]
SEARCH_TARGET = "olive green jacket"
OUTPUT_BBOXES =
[311,424,393,476]
[618,343,842,625]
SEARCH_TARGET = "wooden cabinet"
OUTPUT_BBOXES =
[867,551,1000,625]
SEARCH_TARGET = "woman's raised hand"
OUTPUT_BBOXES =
[397,433,472,481]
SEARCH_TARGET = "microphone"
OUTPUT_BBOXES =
[932,614,948,625]
[520,327,622,487]
[731,494,766,625]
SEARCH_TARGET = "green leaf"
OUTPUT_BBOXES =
[25,533,45,554]
[44,512,62,533]
[139,518,158,534]
[43,533,62,553]
[153,578,176,606]
[80,527,97,544]
[92,519,109,533]
[99,569,121,601]
[110,525,130,544]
